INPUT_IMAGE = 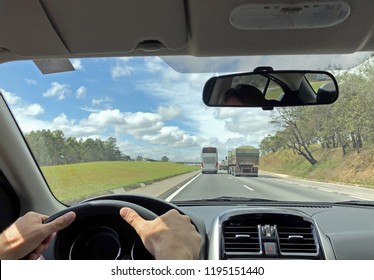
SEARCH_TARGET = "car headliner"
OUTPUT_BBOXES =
[0,0,374,65]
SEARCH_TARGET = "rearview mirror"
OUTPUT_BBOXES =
[202,70,338,109]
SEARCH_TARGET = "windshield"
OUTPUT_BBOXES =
[1,55,373,204]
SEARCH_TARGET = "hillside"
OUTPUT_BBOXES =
[260,145,374,187]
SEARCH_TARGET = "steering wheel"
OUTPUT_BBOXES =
[43,199,158,260]
[42,195,206,260]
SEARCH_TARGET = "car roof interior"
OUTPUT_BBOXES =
[0,0,373,64]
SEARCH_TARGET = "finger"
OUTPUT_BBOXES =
[44,211,76,234]
[119,208,147,233]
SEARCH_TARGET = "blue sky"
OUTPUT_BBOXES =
[0,54,370,161]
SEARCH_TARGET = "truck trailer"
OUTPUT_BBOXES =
[227,146,259,177]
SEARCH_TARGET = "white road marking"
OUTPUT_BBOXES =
[243,185,254,191]
[166,173,201,201]
[320,189,334,193]
[349,195,371,201]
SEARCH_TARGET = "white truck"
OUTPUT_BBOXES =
[201,147,218,174]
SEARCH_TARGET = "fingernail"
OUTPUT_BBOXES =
[64,211,76,223]
[120,208,129,217]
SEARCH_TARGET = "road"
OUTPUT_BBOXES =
[165,170,374,202]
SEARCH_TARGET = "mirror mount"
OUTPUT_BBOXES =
[253,66,274,72]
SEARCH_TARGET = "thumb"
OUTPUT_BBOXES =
[120,207,146,234]
[44,211,76,234]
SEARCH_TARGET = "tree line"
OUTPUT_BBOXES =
[260,66,374,165]
[25,130,127,166]
[25,130,170,166]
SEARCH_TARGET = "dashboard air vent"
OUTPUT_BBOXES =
[277,221,318,255]
[222,220,260,257]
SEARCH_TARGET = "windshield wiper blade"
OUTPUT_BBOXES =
[209,196,276,202]
[334,200,374,206]
[175,196,277,203]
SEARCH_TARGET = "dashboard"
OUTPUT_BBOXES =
[43,195,374,260]
[181,203,374,260]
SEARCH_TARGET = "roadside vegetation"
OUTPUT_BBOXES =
[259,61,374,180]
[260,145,374,187]
[42,161,199,203]
[25,130,171,165]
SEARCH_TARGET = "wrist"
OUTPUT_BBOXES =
[0,231,13,260]
[154,244,194,260]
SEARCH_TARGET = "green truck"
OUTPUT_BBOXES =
[227,146,259,177]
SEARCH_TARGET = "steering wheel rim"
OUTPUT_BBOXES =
[43,200,158,260]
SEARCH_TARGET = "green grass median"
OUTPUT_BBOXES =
[41,161,199,203]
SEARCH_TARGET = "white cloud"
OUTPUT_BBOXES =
[25,79,37,85]
[80,106,100,113]
[91,97,113,106]
[76,86,87,99]
[1,88,21,105]
[71,59,83,70]
[111,65,134,80]
[122,112,164,136]
[22,104,44,116]
[52,113,73,125]
[142,126,199,147]
[81,109,125,128]
[76,109,199,148]
[1,89,48,134]
[43,82,71,100]
[144,57,165,73]
[111,58,135,80]
[2,88,44,117]
[213,107,276,144]
[156,105,182,120]
[80,97,113,112]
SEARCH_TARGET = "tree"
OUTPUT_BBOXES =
[270,107,318,165]
[259,134,283,155]
[161,156,169,162]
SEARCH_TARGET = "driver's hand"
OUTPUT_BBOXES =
[0,211,76,260]
[120,208,202,260]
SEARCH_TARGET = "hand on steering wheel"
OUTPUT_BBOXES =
[43,198,203,260]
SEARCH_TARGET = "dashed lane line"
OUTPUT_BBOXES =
[243,185,254,191]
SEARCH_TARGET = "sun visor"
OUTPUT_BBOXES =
[41,0,188,55]
[33,59,75,74]
[0,0,70,57]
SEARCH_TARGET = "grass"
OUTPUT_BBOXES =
[260,145,374,187]
[265,81,326,100]
[41,161,200,203]
[310,81,327,92]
